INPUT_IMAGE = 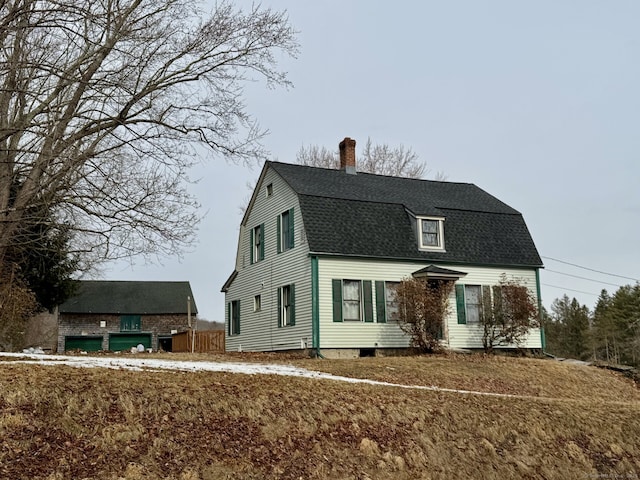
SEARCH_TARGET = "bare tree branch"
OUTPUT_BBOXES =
[0,0,299,270]
[295,137,434,179]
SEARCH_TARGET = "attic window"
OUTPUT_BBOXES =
[418,217,445,251]
[266,183,273,197]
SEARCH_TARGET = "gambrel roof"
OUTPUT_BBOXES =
[268,161,542,268]
[59,281,198,315]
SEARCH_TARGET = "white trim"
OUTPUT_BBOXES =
[417,216,445,251]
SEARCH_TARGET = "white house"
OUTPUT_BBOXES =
[222,137,544,358]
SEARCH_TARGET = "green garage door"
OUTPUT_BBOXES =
[65,336,103,352]
[109,333,152,352]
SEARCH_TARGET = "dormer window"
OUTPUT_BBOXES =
[418,217,445,250]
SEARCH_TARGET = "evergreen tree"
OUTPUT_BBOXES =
[591,289,618,363]
[608,285,640,365]
[549,295,591,360]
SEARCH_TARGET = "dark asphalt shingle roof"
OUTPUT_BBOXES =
[270,161,542,267]
[59,281,198,314]
[270,162,519,216]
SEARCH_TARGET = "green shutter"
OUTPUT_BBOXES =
[277,287,282,327]
[289,207,295,248]
[259,223,265,260]
[332,279,343,322]
[250,228,254,264]
[482,285,492,323]
[455,284,466,324]
[363,281,373,322]
[290,284,295,326]
[277,215,281,254]
[375,281,386,323]
[227,302,231,335]
[235,300,240,335]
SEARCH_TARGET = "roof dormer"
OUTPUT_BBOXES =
[417,216,445,251]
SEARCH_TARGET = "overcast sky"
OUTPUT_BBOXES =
[106,1,640,321]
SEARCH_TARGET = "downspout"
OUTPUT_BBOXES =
[311,256,324,359]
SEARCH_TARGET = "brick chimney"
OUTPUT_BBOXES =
[339,137,356,174]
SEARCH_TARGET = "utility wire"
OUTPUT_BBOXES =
[541,283,599,297]
[544,269,624,288]
[542,256,639,282]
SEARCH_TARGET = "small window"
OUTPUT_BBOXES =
[277,208,295,253]
[266,183,273,197]
[229,300,240,335]
[278,284,295,327]
[254,295,261,312]
[418,217,445,250]
[120,315,141,331]
[343,280,362,321]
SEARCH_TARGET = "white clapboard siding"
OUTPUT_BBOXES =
[225,168,312,352]
[444,266,541,349]
[317,257,541,350]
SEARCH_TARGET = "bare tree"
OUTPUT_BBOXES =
[0,0,298,272]
[481,275,539,353]
[296,144,339,170]
[395,277,454,353]
[295,137,440,179]
[359,138,426,178]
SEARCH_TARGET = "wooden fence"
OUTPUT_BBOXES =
[172,330,225,353]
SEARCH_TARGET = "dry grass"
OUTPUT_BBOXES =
[0,354,638,479]
[291,353,640,402]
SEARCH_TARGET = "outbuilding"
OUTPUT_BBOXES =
[58,280,197,352]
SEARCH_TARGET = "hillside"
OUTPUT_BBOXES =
[0,353,638,479]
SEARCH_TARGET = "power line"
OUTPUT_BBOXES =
[541,283,599,297]
[544,269,624,288]
[542,256,639,282]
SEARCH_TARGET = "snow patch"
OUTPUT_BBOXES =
[0,352,530,399]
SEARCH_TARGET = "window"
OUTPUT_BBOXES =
[278,284,295,327]
[120,315,141,331]
[455,284,483,324]
[277,208,295,253]
[332,279,374,323]
[385,282,400,321]
[418,217,445,250]
[254,294,261,312]
[266,183,273,197]
[464,285,482,324]
[228,300,240,335]
[375,281,399,323]
[343,280,361,321]
[250,224,264,263]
